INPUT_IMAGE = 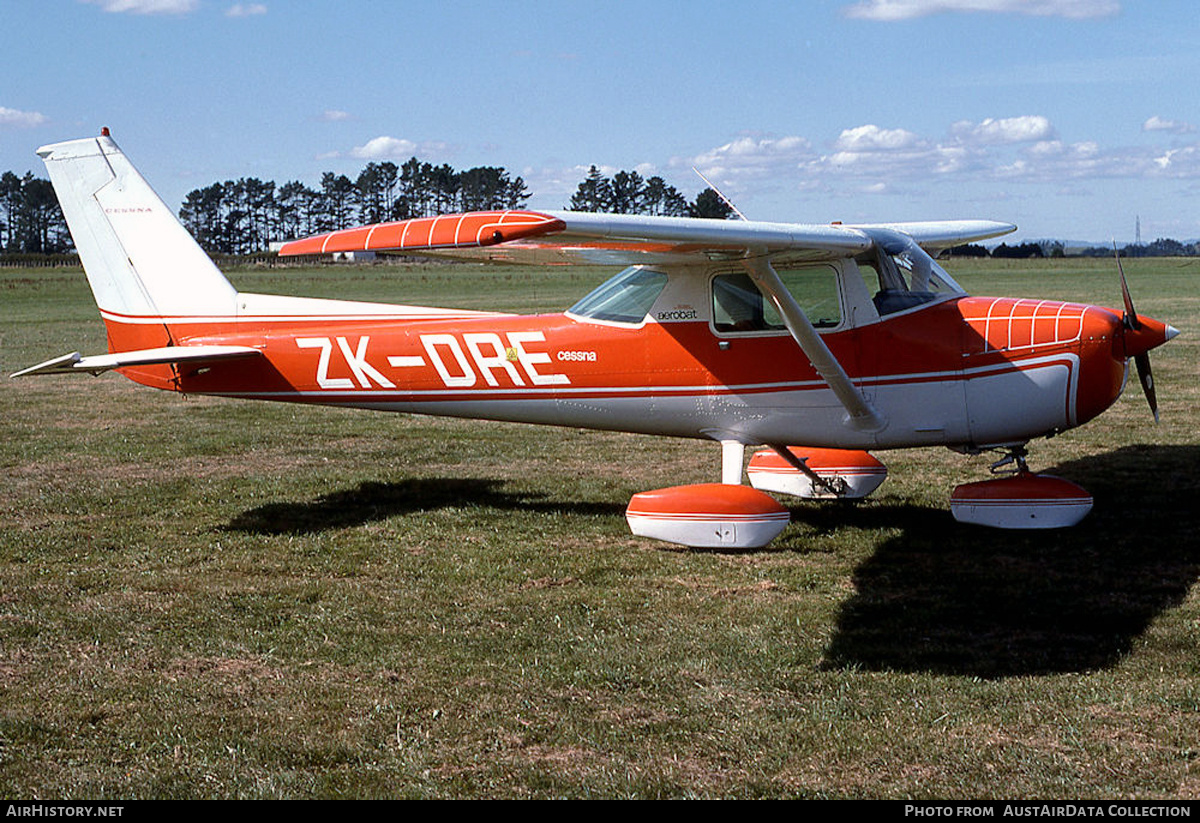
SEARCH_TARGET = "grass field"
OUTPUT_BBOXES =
[1,257,1197,799]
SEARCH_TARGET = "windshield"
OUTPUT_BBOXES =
[858,231,964,316]
[567,266,668,324]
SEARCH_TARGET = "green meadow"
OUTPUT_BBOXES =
[0,257,1197,798]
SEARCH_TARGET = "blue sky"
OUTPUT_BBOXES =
[3,0,1199,242]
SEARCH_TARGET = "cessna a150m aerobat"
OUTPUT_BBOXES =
[15,132,1179,547]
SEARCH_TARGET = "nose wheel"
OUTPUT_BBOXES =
[952,445,1093,529]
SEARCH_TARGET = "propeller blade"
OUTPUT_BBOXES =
[1115,245,1163,421]
[1134,352,1159,423]
[1114,243,1141,330]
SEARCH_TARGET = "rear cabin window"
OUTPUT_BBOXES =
[568,266,668,324]
[711,266,841,333]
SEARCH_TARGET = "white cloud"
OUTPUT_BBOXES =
[996,138,1157,180]
[688,135,812,168]
[570,163,622,178]
[350,136,418,159]
[579,114,1200,223]
[931,145,971,174]
[950,116,1056,145]
[348,135,450,161]
[679,135,815,191]
[520,165,613,205]
[1027,139,1065,157]
[1143,116,1195,135]
[818,125,966,180]
[226,3,267,17]
[85,0,199,14]
[319,110,351,122]
[681,115,1200,205]
[0,107,48,128]
[1151,146,1200,176]
[833,124,926,152]
[815,118,1179,185]
[842,0,1120,21]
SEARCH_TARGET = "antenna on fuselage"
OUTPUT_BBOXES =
[692,167,748,221]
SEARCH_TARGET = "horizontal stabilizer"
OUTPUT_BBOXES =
[12,345,261,377]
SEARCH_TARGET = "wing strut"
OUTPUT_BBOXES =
[742,256,886,433]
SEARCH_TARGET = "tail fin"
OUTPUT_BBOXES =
[38,132,238,350]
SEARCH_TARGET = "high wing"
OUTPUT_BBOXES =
[277,210,1016,267]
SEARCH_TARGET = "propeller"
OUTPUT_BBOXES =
[1114,244,1160,422]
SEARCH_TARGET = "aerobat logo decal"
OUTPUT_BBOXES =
[655,305,698,322]
[296,332,571,390]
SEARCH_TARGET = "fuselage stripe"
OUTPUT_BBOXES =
[198,354,1076,403]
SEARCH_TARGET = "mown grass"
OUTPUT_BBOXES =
[0,258,1197,798]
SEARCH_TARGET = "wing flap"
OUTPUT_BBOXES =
[12,345,262,377]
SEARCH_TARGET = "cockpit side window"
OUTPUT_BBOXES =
[712,273,769,332]
[711,266,842,333]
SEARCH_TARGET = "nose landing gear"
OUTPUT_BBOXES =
[951,445,1093,529]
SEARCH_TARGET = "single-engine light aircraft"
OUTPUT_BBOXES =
[15,132,1179,547]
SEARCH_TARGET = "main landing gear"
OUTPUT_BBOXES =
[624,441,889,549]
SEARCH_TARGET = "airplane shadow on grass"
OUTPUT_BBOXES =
[222,446,1200,679]
[223,477,625,536]
[815,444,1200,678]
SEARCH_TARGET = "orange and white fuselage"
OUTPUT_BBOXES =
[100,288,1164,453]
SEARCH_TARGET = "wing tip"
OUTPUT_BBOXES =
[277,210,564,257]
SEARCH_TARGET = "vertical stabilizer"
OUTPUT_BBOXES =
[37,133,238,322]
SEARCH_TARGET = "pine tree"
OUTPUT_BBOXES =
[688,188,734,220]
[568,166,613,212]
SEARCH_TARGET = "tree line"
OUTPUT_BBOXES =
[948,239,1200,259]
[180,163,738,256]
[5,158,1199,260]
[179,159,533,255]
[566,165,734,219]
[0,160,737,258]
[0,171,71,254]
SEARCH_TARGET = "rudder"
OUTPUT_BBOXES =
[38,132,238,351]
